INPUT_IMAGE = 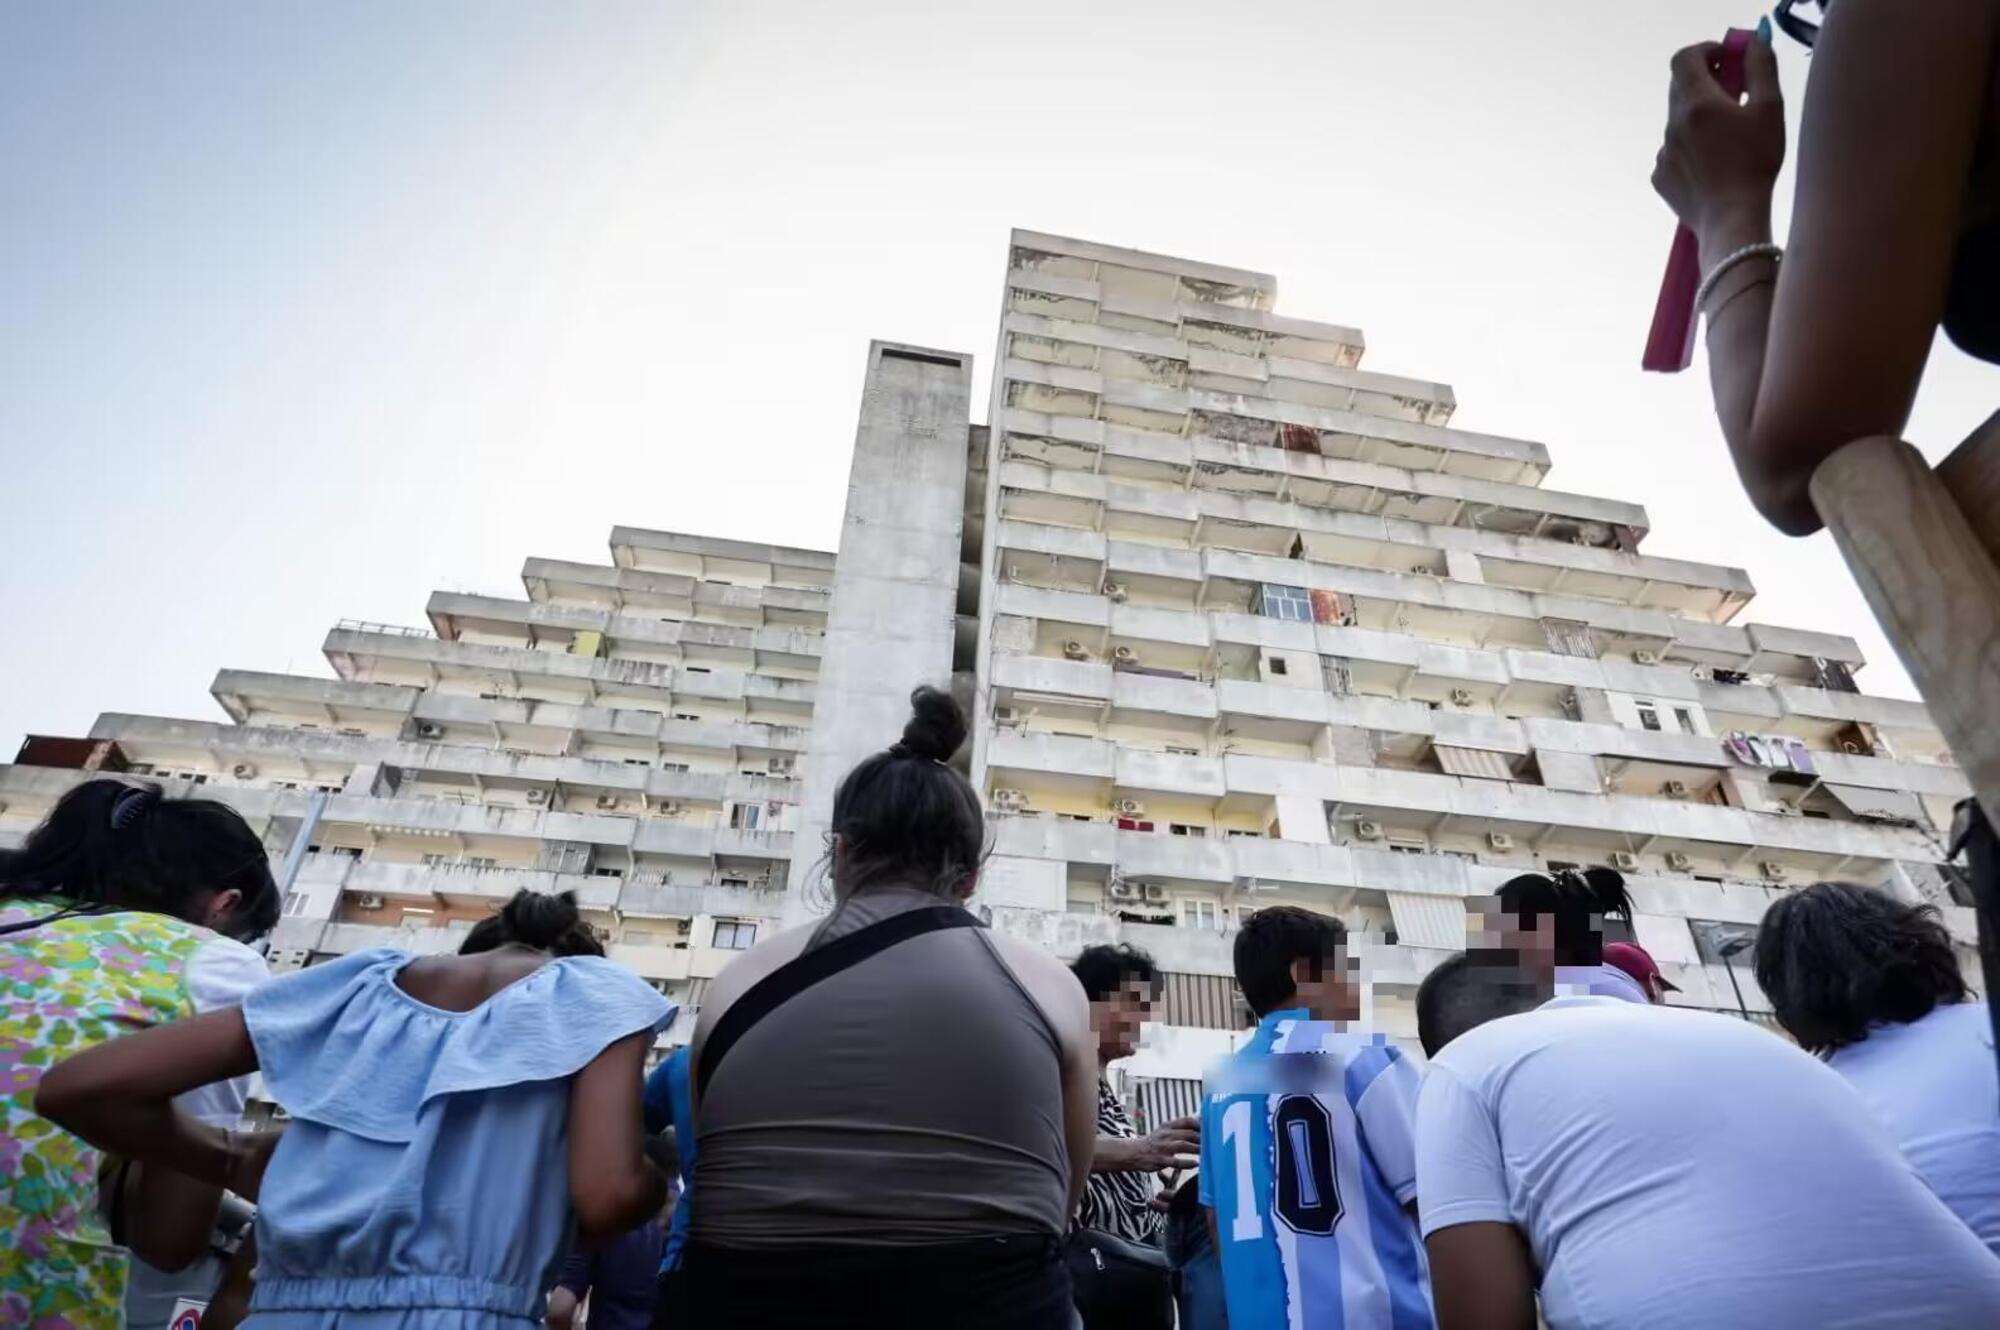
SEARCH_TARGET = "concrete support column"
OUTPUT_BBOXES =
[783,343,974,924]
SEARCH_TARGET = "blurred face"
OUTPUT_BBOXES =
[1292,946,1362,1023]
[1090,978,1155,1065]
[1473,895,1558,971]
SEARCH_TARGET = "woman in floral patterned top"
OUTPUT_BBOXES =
[1,779,279,1330]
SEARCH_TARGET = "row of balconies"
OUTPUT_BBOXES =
[85,714,804,806]
[990,523,1859,677]
[289,854,789,920]
[980,735,1942,867]
[1000,351,1548,490]
[1001,308,1453,428]
[994,462,1752,621]
[998,408,1647,548]
[607,525,836,593]
[520,557,832,629]
[425,591,825,674]
[0,765,802,863]
[983,655,1961,798]
[210,670,813,757]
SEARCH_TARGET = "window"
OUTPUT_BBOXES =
[623,758,649,767]
[1260,584,1313,623]
[1115,817,1156,832]
[1635,701,1663,732]
[1170,824,1207,838]
[465,856,497,870]
[1180,899,1221,930]
[1165,745,1199,757]
[1674,708,1698,735]
[422,852,448,867]
[1269,657,1289,676]
[719,875,752,890]
[662,762,691,774]
[1067,897,1099,915]
[1388,838,1428,855]
[729,803,762,831]
[713,920,758,950]
[592,867,624,879]
[1227,828,1264,839]
[673,713,701,722]
[282,891,311,918]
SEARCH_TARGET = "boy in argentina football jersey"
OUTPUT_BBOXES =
[1200,907,1432,1330]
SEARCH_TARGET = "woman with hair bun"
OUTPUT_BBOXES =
[681,685,1097,1329]
[35,887,673,1328]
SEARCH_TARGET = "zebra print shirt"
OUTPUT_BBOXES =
[1078,1077,1165,1242]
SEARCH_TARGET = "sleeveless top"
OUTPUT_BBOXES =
[0,898,215,1330]
[692,885,1071,1248]
[240,948,673,1325]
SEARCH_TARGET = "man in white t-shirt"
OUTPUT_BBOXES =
[1411,954,2000,1330]
[119,935,270,1329]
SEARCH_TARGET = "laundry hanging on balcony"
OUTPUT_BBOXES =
[1310,589,1355,626]
[1720,730,1815,775]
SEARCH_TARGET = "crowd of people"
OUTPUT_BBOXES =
[4,685,2000,1329]
[12,6,2000,1324]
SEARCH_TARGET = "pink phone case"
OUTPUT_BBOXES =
[1642,28,1754,373]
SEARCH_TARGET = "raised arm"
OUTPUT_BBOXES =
[1653,0,1997,534]
[36,1006,265,1196]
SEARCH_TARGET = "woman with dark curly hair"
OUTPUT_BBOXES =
[1755,881,1999,1252]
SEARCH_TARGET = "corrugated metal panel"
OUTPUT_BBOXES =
[1387,892,1467,951]
[1131,1077,1204,1134]
[1434,745,1515,781]
[1158,971,1244,1030]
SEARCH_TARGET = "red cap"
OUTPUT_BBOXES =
[1603,942,1680,993]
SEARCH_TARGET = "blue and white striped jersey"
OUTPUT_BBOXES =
[1199,1011,1433,1330]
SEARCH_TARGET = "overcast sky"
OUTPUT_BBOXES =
[4,1,1994,753]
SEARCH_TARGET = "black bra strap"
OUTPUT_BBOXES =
[697,904,981,1090]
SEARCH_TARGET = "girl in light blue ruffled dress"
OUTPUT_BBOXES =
[36,889,675,1329]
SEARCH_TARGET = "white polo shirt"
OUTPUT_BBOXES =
[1828,1002,2000,1256]
[1416,995,2000,1329]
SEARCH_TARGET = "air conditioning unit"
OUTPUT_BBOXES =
[231,762,258,780]
[1108,880,1141,902]
[1114,798,1146,817]
[356,893,385,910]
[1487,831,1514,852]
[767,757,795,776]
[595,794,621,810]
[1610,851,1640,871]
[993,705,1020,726]
[993,788,1029,812]
[1667,851,1695,873]
[1063,640,1089,661]
[1662,780,1690,799]
[1356,819,1385,841]
[1759,860,1787,882]
[416,722,444,740]
[658,800,682,815]
[525,788,550,806]
[1633,650,1660,666]
[1104,582,1129,602]
[1113,646,1139,665]
[1449,688,1475,707]
[1142,883,1168,903]
[1689,664,1713,682]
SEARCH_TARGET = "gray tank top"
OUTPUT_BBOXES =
[692,885,1070,1247]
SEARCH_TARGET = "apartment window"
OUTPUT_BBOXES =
[1165,745,1199,757]
[282,891,311,918]
[1067,897,1100,915]
[719,875,752,891]
[1115,817,1156,832]
[623,758,650,767]
[713,920,758,951]
[1259,583,1313,623]
[662,763,691,773]
[1170,824,1207,838]
[1388,838,1428,855]
[1674,707,1698,735]
[592,867,624,879]
[729,803,762,831]
[1635,700,1663,732]
[1269,657,1289,676]
[673,713,701,722]
[1226,828,1264,839]
[1180,899,1221,930]
[1064,813,1094,822]
[465,856,497,870]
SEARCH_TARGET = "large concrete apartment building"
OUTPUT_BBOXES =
[1,230,1976,1101]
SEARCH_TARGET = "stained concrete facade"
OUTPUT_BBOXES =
[0,229,1978,1091]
